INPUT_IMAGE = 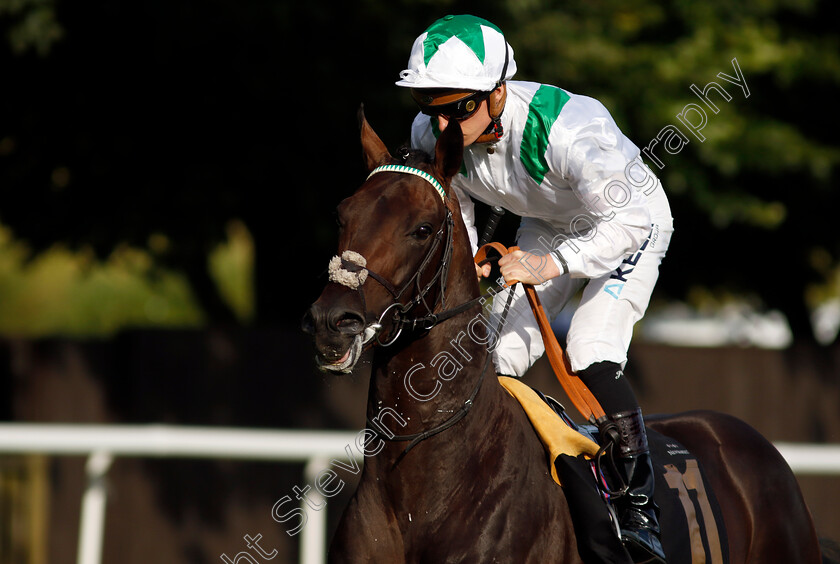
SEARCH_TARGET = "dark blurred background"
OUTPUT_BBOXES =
[1,0,839,562]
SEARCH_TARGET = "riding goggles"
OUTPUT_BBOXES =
[411,88,491,120]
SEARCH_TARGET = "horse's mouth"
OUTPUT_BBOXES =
[313,321,381,374]
[315,333,365,374]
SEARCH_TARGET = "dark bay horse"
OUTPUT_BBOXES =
[303,112,825,563]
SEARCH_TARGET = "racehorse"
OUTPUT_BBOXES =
[303,110,827,563]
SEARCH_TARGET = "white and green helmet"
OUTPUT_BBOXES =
[396,15,517,91]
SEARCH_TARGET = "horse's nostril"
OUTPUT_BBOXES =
[332,311,365,335]
[304,301,365,336]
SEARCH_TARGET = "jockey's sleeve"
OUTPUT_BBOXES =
[548,101,653,279]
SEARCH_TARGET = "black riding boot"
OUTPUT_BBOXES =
[603,409,666,564]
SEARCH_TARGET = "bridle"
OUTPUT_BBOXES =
[330,164,487,347]
[328,163,512,456]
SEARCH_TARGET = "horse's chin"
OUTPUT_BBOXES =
[315,333,364,374]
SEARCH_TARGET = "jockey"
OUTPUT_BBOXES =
[396,14,673,564]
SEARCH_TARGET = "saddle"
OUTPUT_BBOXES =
[503,378,729,564]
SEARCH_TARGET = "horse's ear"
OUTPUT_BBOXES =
[358,105,392,172]
[434,119,464,190]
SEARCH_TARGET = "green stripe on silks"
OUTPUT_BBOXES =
[521,85,570,184]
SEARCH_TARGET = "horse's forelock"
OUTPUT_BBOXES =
[398,146,433,168]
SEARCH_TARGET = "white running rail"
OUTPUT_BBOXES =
[0,424,837,564]
[0,424,364,564]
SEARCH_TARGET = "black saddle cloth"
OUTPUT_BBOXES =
[534,391,729,564]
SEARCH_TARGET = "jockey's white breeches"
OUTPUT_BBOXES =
[490,216,673,376]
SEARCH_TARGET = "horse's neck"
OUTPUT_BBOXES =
[367,310,490,420]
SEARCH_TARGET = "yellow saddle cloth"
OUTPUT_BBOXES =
[498,376,600,485]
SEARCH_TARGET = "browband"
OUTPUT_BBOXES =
[367,164,446,202]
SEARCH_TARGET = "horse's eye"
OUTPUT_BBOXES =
[413,224,433,240]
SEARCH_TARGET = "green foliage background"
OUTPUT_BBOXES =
[0,0,838,343]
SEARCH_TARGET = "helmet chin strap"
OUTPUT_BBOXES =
[475,84,506,145]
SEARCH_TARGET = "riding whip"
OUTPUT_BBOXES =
[478,206,505,248]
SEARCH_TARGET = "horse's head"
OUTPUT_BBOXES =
[302,109,466,374]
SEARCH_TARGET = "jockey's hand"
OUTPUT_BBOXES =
[475,262,491,281]
[498,250,561,286]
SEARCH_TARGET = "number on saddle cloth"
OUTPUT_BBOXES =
[528,385,729,563]
[549,418,730,564]
[646,428,729,564]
